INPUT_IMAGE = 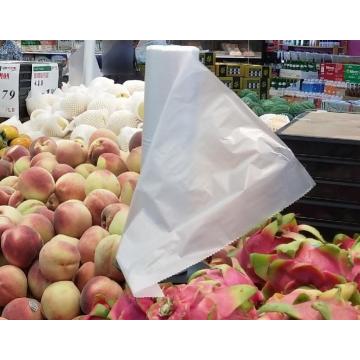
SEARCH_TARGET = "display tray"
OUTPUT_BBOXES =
[297,155,360,183]
[306,179,360,205]
[277,111,360,161]
[287,198,360,226]
[296,216,360,241]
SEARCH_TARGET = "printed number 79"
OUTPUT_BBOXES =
[1,90,15,99]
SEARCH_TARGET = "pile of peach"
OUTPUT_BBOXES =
[0,128,142,319]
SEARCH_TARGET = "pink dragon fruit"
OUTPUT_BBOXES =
[333,233,359,250]
[250,238,352,296]
[258,283,360,320]
[236,213,324,285]
[188,259,263,304]
[146,282,259,320]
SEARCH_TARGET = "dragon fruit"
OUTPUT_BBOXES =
[236,213,324,285]
[146,283,258,320]
[258,283,360,320]
[251,238,352,296]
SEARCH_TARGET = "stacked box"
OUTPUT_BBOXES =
[240,64,262,78]
[241,77,261,93]
[218,77,233,89]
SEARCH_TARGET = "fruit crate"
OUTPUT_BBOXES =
[277,111,360,237]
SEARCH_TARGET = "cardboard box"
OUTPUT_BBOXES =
[240,64,262,78]
[344,64,360,84]
[215,63,242,77]
[241,77,261,91]
[199,52,216,66]
[320,63,344,81]
[218,76,233,89]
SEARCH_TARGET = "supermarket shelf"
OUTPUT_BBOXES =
[280,45,343,50]
[22,51,103,56]
[215,54,262,59]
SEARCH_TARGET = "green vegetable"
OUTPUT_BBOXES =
[239,89,254,98]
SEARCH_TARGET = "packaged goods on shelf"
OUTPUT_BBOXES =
[320,63,344,81]
[344,64,360,84]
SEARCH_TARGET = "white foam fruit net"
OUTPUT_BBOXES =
[60,93,89,119]
[72,109,109,129]
[107,110,138,135]
[117,126,141,152]
[123,80,145,95]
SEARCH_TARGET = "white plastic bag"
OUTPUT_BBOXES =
[117,46,315,297]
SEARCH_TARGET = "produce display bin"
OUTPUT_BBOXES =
[277,111,360,237]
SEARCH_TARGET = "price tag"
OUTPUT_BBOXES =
[0,62,20,118]
[31,63,59,96]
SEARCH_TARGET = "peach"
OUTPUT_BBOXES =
[101,203,128,231]
[89,128,118,145]
[0,186,15,205]
[0,205,22,224]
[32,157,58,173]
[17,199,46,215]
[34,207,54,223]
[41,281,80,320]
[128,131,142,152]
[126,146,141,173]
[118,172,139,206]
[0,159,13,180]
[18,167,55,202]
[84,189,119,225]
[0,215,13,238]
[94,234,123,282]
[21,213,54,244]
[1,225,42,269]
[74,262,95,291]
[119,150,129,163]
[3,145,30,163]
[51,234,79,246]
[108,206,129,235]
[2,297,43,320]
[54,200,92,238]
[39,238,80,281]
[52,163,75,181]
[97,153,127,176]
[8,190,24,208]
[55,173,86,203]
[0,265,27,307]
[46,193,59,210]
[28,260,52,300]
[29,136,57,157]
[78,225,109,263]
[88,137,120,165]
[0,175,18,188]
[85,169,120,196]
[56,140,88,168]
[75,163,97,179]
[80,276,123,314]
[30,151,55,167]
[13,156,31,176]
